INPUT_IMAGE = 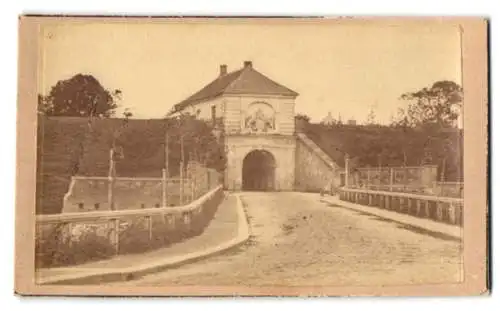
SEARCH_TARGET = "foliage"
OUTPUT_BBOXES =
[35,224,114,268]
[38,74,128,118]
[395,80,463,128]
[109,113,227,177]
[163,113,227,174]
[295,113,311,123]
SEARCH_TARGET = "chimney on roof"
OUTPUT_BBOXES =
[219,64,227,76]
[244,61,253,68]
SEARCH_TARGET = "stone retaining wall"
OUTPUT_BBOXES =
[295,133,342,192]
[36,185,224,269]
[62,177,193,213]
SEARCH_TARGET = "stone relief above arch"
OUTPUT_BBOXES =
[244,102,276,133]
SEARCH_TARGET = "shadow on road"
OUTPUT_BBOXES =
[324,203,461,242]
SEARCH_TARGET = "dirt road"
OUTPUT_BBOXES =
[124,192,462,287]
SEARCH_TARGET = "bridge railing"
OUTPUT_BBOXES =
[433,181,464,198]
[339,187,463,227]
[346,182,463,199]
[35,185,224,269]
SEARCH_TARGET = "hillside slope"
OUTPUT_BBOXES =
[36,116,88,214]
[36,116,225,214]
[36,117,169,214]
[301,122,463,181]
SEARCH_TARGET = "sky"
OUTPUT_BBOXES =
[39,19,462,124]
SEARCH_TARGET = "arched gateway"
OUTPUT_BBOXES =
[169,60,319,191]
[242,150,276,191]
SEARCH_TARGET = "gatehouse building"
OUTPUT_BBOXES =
[169,61,343,192]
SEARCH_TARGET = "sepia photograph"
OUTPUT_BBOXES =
[15,16,488,297]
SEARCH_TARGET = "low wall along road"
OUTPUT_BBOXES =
[63,177,197,213]
[35,185,224,269]
[339,187,463,227]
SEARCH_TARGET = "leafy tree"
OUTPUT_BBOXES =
[105,113,227,177]
[395,80,463,128]
[295,113,311,133]
[38,74,124,117]
[295,113,311,123]
[164,114,227,174]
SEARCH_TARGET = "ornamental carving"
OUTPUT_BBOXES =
[244,102,275,133]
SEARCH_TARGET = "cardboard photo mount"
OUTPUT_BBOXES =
[15,16,489,297]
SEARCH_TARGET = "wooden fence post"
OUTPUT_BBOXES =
[162,169,167,207]
[389,168,394,192]
[108,149,116,211]
[366,168,372,189]
[191,180,195,202]
[113,218,120,254]
[345,155,350,188]
[180,135,185,205]
[148,216,153,241]
[66,222,73,247]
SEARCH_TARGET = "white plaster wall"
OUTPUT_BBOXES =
[225,135,296,191]
[175,93,298,192]
[178,97,224,121]
[222,94,296,135]
[62,177,192,213]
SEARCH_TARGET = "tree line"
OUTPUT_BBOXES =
[38,74,226,176]
[39,74,463,181]
[297,80,463,181]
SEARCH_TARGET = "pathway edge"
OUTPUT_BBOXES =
[37,193,250,285]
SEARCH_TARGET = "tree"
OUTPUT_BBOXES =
[395,80,463,128]
[365,105,377,125]
[294,113,311,133]
[295,113,311,123]
[39,74,123,117]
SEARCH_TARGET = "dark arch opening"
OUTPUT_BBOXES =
[242,150,276,191]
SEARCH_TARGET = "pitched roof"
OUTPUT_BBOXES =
[170,62,299,114]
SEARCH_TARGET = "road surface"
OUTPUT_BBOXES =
[124,192,462,287]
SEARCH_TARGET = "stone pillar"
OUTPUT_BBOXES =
[344,155,350,188]
[421,165,438,192]
[449,203,457,224]
[436,202,444,222]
